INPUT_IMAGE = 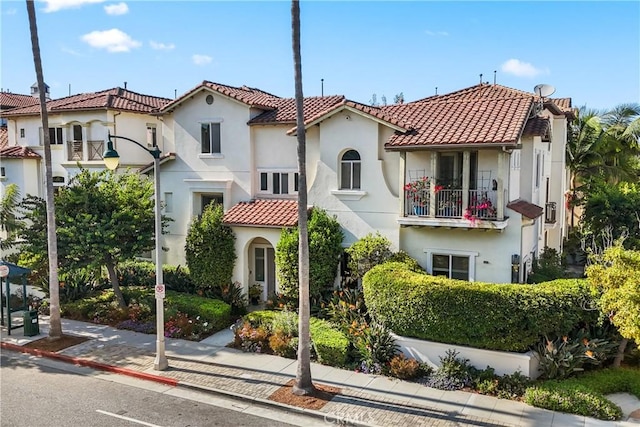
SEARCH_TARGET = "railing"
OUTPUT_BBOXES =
[67,140,83,161]
[88,140,104,160]
[404,187,499,220]
[468,190,498,220]
[545,202,557,224]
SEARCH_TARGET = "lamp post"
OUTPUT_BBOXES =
[103,132,168,371]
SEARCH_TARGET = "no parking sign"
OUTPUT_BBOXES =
[155,284,165,299]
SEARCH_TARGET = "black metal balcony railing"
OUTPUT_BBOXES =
[545,202,557,224]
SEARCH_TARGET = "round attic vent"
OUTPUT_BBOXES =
[205,95,214,105]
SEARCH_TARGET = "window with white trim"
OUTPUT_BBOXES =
[259,171,298,195]
[40,127,63,145]
[432,254,470,280]
[201,122,221,154]
[20,128,25,138]
[340,150,361,190]
[147,125,157,147]
[535,152,541,188]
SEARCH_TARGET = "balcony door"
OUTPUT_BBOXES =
[437,152,477,189]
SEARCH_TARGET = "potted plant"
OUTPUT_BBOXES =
[404,176,430,215]
[248,283,263,305]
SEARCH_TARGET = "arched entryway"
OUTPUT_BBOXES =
[248,237,276,300]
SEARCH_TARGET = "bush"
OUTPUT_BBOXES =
[116,260,155,287]
[346,232,393,280]
[275,208,344,300]
[363,262,597,352]
[426,350,473,391]
[388,354,421,380]
[164,265,196,294]
[164,292,231,333]
[269,331,298,358]
[185,203,236,289]
[234,321,270,353]
[310,317,350,367]
[322,288,368,326]
[58,269,104,303]
[354,322,399,371]
[528,247,565,283]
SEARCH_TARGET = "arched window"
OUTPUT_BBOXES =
[340,150,361,190]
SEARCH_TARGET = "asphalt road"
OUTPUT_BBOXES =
[0,351,323,427]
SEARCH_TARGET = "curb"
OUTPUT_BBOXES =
[1,342,178,387]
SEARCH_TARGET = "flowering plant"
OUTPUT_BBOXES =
[404,176,430,196]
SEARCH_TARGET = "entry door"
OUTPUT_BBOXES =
[254,246,276,299]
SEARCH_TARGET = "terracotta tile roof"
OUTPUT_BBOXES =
[384,84,534,148]
[139,152,176,174]
[1,87,171,117]
[0,92,39,110]
[551,98,571,111]
[507,199,543,219]
[223,199,301,228]
[0,127,7,149]
[162,81,281,112]
[522,117,550,138]
[0,145,41,159]
[249,95,345,124]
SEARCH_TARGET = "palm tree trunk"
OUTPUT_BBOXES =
[26,0,62,339]
[291,0,315,396]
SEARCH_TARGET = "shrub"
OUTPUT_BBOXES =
[275,208,344,300]
[164,292,231,333]
[322,288,368,326]
[234,321,270,353]
[116,260,155,287]
[269,330,297,358]
[363,262,597,352]
[58,269,103,303]
[388,250,424,273]
[426,350,473,391]
[528,247,565,283]
[354,322,399,371]
[523,386,622,420]
[388,354,421,380]
[216,282,247,316]
[185,203,236,289]
[244,310,279,329]
[310,317,350,367]
[346,232,393,280]
[271,310,298,336]
[163,265,196,294]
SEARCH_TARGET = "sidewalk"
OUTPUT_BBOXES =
[2,316,638,427]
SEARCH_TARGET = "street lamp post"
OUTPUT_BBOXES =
[103,132,168,371]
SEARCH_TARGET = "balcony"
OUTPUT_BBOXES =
[545,202,557,224]
[66,140,104,161]
[401,185,508,230]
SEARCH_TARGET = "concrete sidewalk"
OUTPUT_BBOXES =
[2,315,638,427]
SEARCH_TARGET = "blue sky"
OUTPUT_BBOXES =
[1,1,638,110]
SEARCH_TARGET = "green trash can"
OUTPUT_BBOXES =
[23,310,39,337]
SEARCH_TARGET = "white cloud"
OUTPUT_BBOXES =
[42,0,105,13]
[104,2,128,15]
[425,30,449,37]
[150,40,175,51]
[501,58,548,78]
[81,28,141,53]
[192,54,212,65]
[5,8,17,15]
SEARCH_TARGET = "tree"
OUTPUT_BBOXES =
[276,208,343,300]
[586,244,640,367]
[19,169,167,308]
[185,203,236,290]
[393,92,405,104]
[291,0,314,396]
[0,184,22,250]
[345,232,393,281]
[26,0,62,339]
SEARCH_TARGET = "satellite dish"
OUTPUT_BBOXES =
[534,84,556,98]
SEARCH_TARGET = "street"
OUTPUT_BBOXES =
[0,351,323,427]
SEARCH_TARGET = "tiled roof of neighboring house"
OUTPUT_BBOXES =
[249,96,345,124]
[507,199,544,219]
[0,92,39,110]
[1,87,171,117]
[162,81,281,112]
[0,127,8,149]
[522,116,550,138]
[139,152,177,174]
[223,199,301,228]
[551,98,572,111]
[0,145,41,159]
[384,84,535,148]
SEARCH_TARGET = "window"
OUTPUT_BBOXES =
[259,171,298,195]
[46,127,63,145]
[147,126,157,147]
[0,167,5,177]
[535,152,541,188]
[164,192,173,213]
[201,123,221,154]
[72,124,83,141]
[20,128,25,138]
[432,254,469,280]
[340,150,361,189]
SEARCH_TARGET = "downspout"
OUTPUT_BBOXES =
[519,218,536,283]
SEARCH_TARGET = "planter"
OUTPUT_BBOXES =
[393,333,540,379]
[413,205,427,216]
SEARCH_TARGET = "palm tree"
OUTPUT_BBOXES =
[0,184,22,250]
[26,0,62,339]
[291,0,315,396]
[598,103,640,184]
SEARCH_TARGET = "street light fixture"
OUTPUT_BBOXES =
[103,132,168,371]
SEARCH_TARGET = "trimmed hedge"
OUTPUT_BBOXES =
[310,318,350,367]
[362,262,597,352]
[165,291,231,333]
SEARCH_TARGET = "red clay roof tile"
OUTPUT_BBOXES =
[0,145,41,159]
[249,96,345,124]
[1,87,171,117]
[522,117,550,138]
[162,81,281,112]
[223,199,300,228]
[0,92,39,111]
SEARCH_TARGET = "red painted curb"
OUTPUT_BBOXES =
[1,341,178,387]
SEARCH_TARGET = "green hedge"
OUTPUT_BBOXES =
[165,291,231,332]
[310,318,350,367]
[362,262,597,352]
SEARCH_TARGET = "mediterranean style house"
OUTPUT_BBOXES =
[1,80,573,297]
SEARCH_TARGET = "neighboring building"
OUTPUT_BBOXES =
[1,87,171,196]
[155,81,573,298]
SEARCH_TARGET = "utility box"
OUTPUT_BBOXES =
[23,310,39,337]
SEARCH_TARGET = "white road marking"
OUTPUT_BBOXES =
[96,409,164,427]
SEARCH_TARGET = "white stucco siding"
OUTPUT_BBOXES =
[308,111,400,250]
[230,226,282,294]
[545,113,568,252]
[0,158,41,198]
[509,149,522,201]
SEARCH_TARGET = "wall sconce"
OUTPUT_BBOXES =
[511,254,520,265]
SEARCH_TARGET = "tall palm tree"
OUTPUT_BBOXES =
[291,0,315,396]
[26,0,62,339]
[598,103,640,183]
